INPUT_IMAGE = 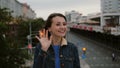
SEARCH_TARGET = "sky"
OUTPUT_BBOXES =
[18,0,101,20]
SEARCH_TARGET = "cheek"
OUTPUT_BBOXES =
[50,27,57,33]
[64,27,67,31]
[65,27,67,30]
[48,26,57,31]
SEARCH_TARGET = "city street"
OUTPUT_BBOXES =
[66,31,120,68]
[1,0,120,68]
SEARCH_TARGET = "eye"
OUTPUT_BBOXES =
[56,23,60,26]
[63,22,67,26]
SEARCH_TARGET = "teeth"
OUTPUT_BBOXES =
[59,31,64,32]
[58,30,66,33]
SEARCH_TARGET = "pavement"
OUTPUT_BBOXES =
[80,57,90,68]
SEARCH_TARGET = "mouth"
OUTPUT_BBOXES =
[58,30,66,33]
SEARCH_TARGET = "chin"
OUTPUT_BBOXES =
[56,33,66,37]
[59,34,66,37]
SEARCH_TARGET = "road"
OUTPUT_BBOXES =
[66,31,120,68]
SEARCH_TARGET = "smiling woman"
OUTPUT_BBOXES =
[33,13,81,68]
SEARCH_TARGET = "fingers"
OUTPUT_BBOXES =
[43,29,45,37]
[35,35,40,41]
[49,35,53,41]
[39,30,43,37]
[38,29,49,39]
[46,30,48,38]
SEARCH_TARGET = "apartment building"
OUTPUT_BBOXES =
[0,0,36,19]
[101,0,120,26]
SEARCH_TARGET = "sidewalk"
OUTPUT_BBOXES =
[80,57,90,68]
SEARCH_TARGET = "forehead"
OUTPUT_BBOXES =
[52,16,66,23]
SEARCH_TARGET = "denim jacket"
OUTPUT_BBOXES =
[33,38,81,68]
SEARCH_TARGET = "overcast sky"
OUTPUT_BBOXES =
[18,0,101,20]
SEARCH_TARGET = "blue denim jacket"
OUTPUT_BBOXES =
[33,38,81,68]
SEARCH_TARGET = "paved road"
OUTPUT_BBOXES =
[66,31,120,68]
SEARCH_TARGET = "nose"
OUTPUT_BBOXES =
[60,25,66,29]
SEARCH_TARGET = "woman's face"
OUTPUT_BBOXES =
[48,16,67,37]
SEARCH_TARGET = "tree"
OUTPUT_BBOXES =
[0,8,13,23]
[0,7,45,67]
[0,8,30,68]
[31,18,45,46]
[17,18,45,47]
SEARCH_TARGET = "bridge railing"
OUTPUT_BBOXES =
[70,23,120,36]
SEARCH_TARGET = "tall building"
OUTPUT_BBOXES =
[0,0,36,19]
[101,0,120,26]
[101,0,120,13]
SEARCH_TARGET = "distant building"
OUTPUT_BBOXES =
[101,0,120,27]
[0,0,36,19]
[22,3,36,19]
[87,12,101,24]
[80,16,87,23]
[0,0,36,38]
[101,0,120,13]
[65,10,82,23]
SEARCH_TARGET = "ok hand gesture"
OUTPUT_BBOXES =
[35,29,52,52]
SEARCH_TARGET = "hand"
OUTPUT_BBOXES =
[35,29,52,52]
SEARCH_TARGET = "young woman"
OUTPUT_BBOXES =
[33,13,81,68]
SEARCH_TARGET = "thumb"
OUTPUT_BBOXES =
[49,35,53,41]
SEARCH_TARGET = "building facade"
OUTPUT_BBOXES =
[101,0,120,13]
[65,10,82,23]
[101,0,120,27]
[0,0,36,19]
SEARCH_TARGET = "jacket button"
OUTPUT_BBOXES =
[43,53,46,56]
[61,63,64,67]
[60,55,63,57]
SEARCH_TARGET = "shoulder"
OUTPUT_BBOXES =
[67,42,74,46]
[67,42,77,49]
[67,42,79,53]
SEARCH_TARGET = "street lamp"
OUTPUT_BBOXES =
[29,22,32,45]
[26,22,32,54]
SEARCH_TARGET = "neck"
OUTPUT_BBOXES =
[52,37,62,45]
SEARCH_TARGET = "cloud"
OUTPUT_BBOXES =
[18,0,100,19]
[19,0,100,9]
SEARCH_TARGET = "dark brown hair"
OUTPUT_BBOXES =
[45,13,67,30]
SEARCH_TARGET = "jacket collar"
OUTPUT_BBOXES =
[48,38,67,52]
[61,38,67,46]
[50,38,67,47]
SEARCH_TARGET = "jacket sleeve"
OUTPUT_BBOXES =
[33,43,47,68]
[73,45,81,68]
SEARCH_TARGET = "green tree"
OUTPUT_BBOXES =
[0,8,30,68]
[0,22,9,67]
[31,18,45,46]
[0,8,13,23]
[17,18,45,47]
[0,7,45,67]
